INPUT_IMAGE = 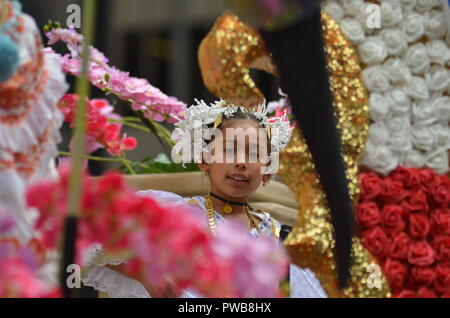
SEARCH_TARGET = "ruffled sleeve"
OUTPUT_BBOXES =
[81,243,150,298]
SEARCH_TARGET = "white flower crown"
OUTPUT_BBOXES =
[171,99,293,165]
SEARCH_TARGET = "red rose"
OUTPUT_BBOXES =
[434,263,450,294]
[362,226,389,258]
[419,169,438,193]
[402,190,429,214]
[381,178,407,203]
[432,208,450,235]
[433,236,450,262]
[410,266,436,288]
[408,241,435,266]
[442,289,450,298]
[394,290,417,298]
[417,287,437,298]
[408,213,431,239]
[432,176,450,207]
[360,172,383,200]
[389,232,410,260]
[383,258,409,291]
[356,201,381,228]
[392,167,421,189]
[380,204,405,234]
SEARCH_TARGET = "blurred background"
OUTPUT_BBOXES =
[19,0,281,175]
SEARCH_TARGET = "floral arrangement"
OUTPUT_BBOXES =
[25,163,289,297]
[357,166,450,297]
[323,0,450,176]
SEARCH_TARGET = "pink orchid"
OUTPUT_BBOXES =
[46,28,186,124]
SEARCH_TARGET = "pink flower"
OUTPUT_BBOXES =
[46,27,83,50]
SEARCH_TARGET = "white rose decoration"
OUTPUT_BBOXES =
[432,95,450,123]
[402,11,425,43]
[341,0,364,16]
[385,88,411,114]
[407,76,430,101]
[358,37,388,65]
[360,142,399,176]
[362,66,390,92]
[383,58,412,85]
[430,123,450,148]
[390,132,413,152]
[426,40,450,65]
[381,0,403,28]
[369,92,391,121]
[424,10,446,40]
[400,149,426,167]
[386,115,411,135]
[414,0,439,13]
[340,18,365,44]
[425,150,449,174]
[412,101,437,125]
[367,122,390,145]
[380,28,408,57]
[405,43,430,75]
[412,124,436,151]
[425,66,449,92]
[322,0,344,22]
[399,0,417,11]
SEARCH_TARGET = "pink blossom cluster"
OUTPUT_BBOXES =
[0,211,60,298]
[46,27,186,124]
[58,94,137,156]
[25,164,288,297]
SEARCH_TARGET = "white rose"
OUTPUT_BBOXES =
[358,37,388,65]
[362,66,390,92]
[355,3,379,34]
[381,0,403,28]
[380,28,408,56]
[386,115,411,135]
[367,122,390,145]
[399,0,417,11]
[360,142,399,176]
[340,18,365,44]
[407,76,430,101]
[322,0,345,22]
[405,43,430,75]
[400,149,426,167]
[412,101,437,125]
[390,132,413,152]
[402,11,425,43]
[426,40,450,65]
[432,95,450,122]
[424,10,446,40]
[341,0,364,16]
[414,0,440,13]
[385,88,411,114]
[383,58,412,85]
[430,123,450,148]
[425,66,449,92]
[425,150,449,174]
[369,92,391,121]
[412,124,436,151]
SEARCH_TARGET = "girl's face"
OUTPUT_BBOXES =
[199,120,271,200]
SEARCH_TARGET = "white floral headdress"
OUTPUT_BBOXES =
[171,99,293,165]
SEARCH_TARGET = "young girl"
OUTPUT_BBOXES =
[82,100,327,298]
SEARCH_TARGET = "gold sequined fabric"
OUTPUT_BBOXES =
[278,12,390,297]
[198,12,277,108]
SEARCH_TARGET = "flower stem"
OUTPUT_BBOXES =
[59,151,124,163]
[67,0,97,218]
[119,154,136,175]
